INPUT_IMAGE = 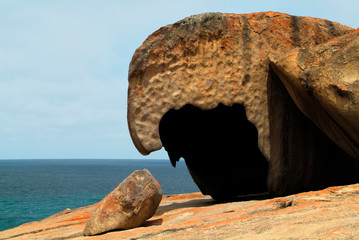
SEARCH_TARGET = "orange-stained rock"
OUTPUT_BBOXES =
[127,11,358,197]
[270,29,359,160]
[127,11,352,157]
[83,169,162,236]
[1,184,359,239]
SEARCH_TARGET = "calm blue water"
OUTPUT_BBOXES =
[0,159,198,231]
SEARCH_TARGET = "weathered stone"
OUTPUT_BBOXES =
[83,169,162,236]
[127,11,358,198]
[2,183,359,239]
[270,28,359,160]
[128,12,352,157]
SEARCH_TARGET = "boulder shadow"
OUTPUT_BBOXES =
[156,198,215,215]
[155,191,272,217]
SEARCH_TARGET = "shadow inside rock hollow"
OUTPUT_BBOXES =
[159,103,269,201]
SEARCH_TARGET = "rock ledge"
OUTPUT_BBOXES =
[1,184,359,239]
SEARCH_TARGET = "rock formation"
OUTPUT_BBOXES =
[83,169,162,236]
[127,11,359,199]
[270,28,359,160]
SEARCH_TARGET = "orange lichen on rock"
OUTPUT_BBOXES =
[1,183,359,239]
[127,11,358,199]
[270,29,359,160]
[128,12,353,157]
[83,170,162,236]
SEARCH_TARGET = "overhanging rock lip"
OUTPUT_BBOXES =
[127,111,161,156]
[269,29,359,159]
[128,101,246,156]
[127,11,353,157]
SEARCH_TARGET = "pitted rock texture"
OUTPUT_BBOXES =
[128,11,358,197]
[128,11,352,157]
[1,184,359,239]
[83,169,162,236]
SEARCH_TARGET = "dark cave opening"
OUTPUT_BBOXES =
[159,103,268,200]
[267,67,359,196]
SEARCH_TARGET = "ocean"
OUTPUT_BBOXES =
[0,159,198,231]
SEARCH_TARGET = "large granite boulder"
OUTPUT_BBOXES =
[127,12,359,199]
[83,169,162,236]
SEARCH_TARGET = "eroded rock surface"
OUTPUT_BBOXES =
[270,28,359,160]
[127,11,359,198]
[1,184,359,239]
[128,11,352,157]
[83,169,162,236]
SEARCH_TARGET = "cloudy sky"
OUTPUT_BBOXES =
[0,0,357,159]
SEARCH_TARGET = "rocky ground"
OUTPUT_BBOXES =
[1,183,359,239]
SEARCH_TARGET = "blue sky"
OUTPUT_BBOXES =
[0,0,357,159]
